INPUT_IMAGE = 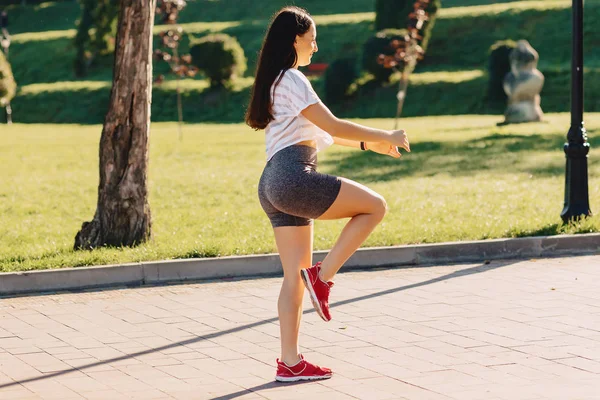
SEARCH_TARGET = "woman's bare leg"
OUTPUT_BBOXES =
[317,178,387,281]
[273,224,313,366]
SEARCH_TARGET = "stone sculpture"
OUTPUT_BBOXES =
[500,40,544,125]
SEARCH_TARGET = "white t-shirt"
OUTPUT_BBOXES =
[265,68,334,161]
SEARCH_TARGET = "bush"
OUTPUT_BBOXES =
[487,40,517,106]
[0,51,17,107]
[362,29,408,83]
[324,57,358,104]
[189,33,246,88]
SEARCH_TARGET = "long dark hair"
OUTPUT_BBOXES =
[245,6,313,130]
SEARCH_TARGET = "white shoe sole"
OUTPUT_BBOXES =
[275,374,332,382]
[301,269,330,322]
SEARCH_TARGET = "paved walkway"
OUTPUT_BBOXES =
[1,255,600,400]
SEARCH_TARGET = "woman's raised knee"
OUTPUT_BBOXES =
[372,195,388,220]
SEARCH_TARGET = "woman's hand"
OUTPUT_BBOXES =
[365,129,410,158]
[366,142,402,158]
[388,129,410,153]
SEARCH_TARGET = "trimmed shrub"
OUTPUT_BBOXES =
[189,33,246,88]
[362,29,408,83]
[0,51,16,107]
[487,40,517,106]
[324,57,358,104]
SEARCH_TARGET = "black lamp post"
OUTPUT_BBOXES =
[561,0,591,223]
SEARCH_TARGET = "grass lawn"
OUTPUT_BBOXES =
[1,113,599,272]
[5,0,600,123]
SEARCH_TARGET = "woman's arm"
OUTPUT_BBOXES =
[332,137,361,149]
[332,137,402,158]
[301,102,410,153]
[302,102,391,142]
[332,137,379,152]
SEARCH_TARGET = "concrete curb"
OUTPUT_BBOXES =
[1,233,599,296]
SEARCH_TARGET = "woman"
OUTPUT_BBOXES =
[245,6,410,382]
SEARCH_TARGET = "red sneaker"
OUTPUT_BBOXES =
[275,354,332,382]
[301,262,334,322]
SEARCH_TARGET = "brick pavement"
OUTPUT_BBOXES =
[1,255,600,399]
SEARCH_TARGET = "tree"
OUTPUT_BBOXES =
[1,11,15,124]
[73,0,119,77]
[375,0,439,52]
[74,0,156,250]
[154,0,198,140]
[0,50,16,124]
[377,0,436,128]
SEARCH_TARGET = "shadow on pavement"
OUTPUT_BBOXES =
[0,259,521,392]
[209,380,317,400]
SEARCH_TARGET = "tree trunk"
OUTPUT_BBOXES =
[5,103,11,124]
[75,0,156,250]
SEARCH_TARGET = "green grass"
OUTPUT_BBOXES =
[4,0,600,124]
[10,66,600,124]
[1,113,599,272]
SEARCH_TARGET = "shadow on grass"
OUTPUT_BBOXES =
[11,67,600,123]
[10,37,118,86]
[323,133,600,183]
[421,6,600,71]
[444,0,542,5]
[10,82,251,124]
[3,1,79,35]
[506,220,600,238]
[0,259,518,391]
[178,0,376,24]
[335,68,600,119]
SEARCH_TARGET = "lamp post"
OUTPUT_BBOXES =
[561,0,591,222]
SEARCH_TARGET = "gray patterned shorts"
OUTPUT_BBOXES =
[258,145,342,227]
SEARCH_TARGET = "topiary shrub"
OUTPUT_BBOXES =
[362,29,408,83]
[0,51,16,108]
[189,33,246,88]
[487,40,517,106]
[324,57,358,104]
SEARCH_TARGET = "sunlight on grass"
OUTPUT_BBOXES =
[312,12,374,25]
[156,20,242,35]
[20,81,111,94]
[1,114,599,272]
[408,70,484,84]
[158,76,254,92]
[18,77,255,95]
[12,29,76,43]
[440,0,570,18]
